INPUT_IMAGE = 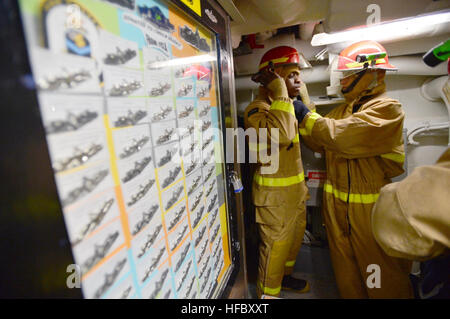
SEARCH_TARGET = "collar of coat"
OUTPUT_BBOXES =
[256,86,294,105]
[345,81,387,112]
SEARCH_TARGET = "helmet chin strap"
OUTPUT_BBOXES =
[367,71,379,90]
[341,68,368,94]
[342,70,385,113]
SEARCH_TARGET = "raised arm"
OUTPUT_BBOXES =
[297,98,404,159]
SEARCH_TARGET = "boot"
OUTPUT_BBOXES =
[282,275,310,293]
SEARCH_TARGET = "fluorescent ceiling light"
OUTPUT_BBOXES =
[311,10,450,46]
[148,54,216,69]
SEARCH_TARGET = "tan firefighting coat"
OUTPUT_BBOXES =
[372,147,450,261]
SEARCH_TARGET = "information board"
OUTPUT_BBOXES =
[18,0,231,299]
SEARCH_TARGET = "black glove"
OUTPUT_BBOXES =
[293,99,310,123]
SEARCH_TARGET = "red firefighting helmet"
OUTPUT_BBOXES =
[337,40,397,72]
[258,46,311,71]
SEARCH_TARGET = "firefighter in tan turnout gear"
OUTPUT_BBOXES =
[372,147,450,299]
[294,40,414,298]
[244,46,312,298]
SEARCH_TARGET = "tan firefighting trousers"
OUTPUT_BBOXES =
[256,204,306,297]
[323,191,413,298]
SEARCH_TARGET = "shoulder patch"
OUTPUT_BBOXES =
[247,108,259,117]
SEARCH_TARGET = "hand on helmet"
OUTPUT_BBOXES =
[251,68,281,87]
[252,63,289,98]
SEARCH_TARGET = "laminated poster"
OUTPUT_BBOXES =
[18,0,230,299]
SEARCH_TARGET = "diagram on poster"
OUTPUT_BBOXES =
[18,0,230,299]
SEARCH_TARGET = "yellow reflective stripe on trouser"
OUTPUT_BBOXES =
[254,172,305,187]
[270,100,295,117]
[259,281,281,295]
[285,260,295,267]
[324,183,379,204]
[380,152,405,163]
[300,112,321,136]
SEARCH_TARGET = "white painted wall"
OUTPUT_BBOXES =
[385,75,449,171]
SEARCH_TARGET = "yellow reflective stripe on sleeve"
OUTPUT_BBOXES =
[292,133,299,143]
[259,281,281,295]
[302,112,321,136]
[299,127,308,136]
[248,143,268,152]
[270,100,295,117]
[285,260,295,267]
[254,172,305,187]
[324,183,379,204]
[380,152,405,163]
